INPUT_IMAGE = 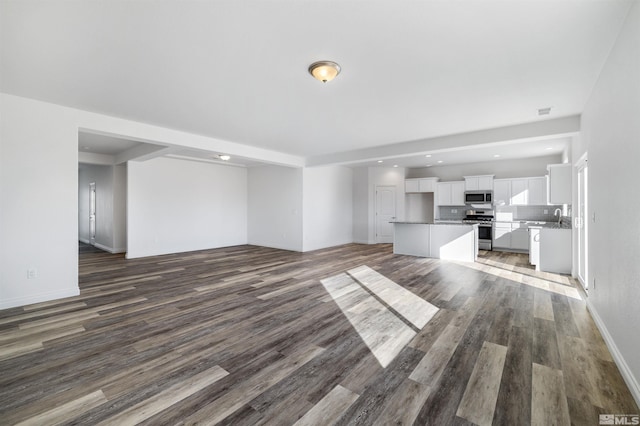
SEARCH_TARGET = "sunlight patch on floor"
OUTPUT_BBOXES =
[321,266,438,368]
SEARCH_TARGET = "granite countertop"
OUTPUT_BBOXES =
[494,220,571,229]
[391,221,477,226]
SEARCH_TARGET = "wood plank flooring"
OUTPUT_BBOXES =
[0,243,637,425]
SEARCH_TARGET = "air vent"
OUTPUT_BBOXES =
[538,107,552,116]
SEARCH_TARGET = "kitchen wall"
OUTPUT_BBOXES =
[302,166,353,252]
[405,193,434,222]
[579,1,640,403]
[127,157,247,258]
[247,165,303,252]
[407,154,562,181]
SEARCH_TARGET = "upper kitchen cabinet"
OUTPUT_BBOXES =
[437,181,465,206]
[464,175,494,191]
[493,177,548,206]
[405,178,439,193]
[528,177,547,205]
[547,164,572,204]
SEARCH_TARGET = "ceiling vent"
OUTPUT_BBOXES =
[538,107,552,116]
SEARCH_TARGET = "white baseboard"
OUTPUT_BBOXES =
[586,298,640,408]
[79,238,90,244]
[0,287,80,310]
[93,242,126,254]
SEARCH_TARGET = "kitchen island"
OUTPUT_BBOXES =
[392,222,478,262]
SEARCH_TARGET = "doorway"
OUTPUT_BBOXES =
[375,185,396,243]
[89,182,96,245]
[576,154,588,291]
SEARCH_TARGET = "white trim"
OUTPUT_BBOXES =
[79,237,90,244]
[586,298,640,408]
[0,288,80,310]
[93,242,126,254]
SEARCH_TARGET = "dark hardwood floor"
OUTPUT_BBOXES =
[0,243,637,425]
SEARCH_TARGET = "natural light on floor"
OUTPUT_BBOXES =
[321,266,438,368]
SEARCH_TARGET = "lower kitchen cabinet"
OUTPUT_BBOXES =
[493,222,529,252]
[540,228,572,273]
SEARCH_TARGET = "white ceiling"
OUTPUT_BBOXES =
[78,133,144,156]
[1,1,633,165]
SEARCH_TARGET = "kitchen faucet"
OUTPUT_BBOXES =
[554,208,562,224]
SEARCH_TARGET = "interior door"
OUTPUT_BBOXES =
[89,182,96,246]
[577,158,588,290]
[375,185,396,243]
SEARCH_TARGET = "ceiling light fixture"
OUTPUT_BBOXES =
[437,160,443,163]
[377,160,383,163]
[308,61,341,83]
[494,154,501,158]
[425,154,432,158]
[393,165,398,168]
[218,154,231,161]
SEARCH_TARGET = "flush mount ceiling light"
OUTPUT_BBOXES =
[308,61,341,83]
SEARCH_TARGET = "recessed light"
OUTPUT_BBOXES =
[425,154,432,158]
[493,154,501,158]
[545,147,554,150]
[83,146,90,150]
[393,165,398,168]
[437,160,443,163]
[377,160,383,163]
[426,164,432,167]
[218,154,231,161]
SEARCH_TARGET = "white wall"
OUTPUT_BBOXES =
[113,164,127,252]
[351,167,406,244]
[127,157,247,258]
[0,94,80,309]
[302,166,353,252]
[78,164,114,249]
[406,154,562,180]
[247,165,303,251]
[352,168,369,244]
[579,2,640,404]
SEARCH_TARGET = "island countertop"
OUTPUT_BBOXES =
[390,221,477,226]
[392,222,478,262]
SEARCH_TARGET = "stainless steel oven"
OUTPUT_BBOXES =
[463,209,494,250]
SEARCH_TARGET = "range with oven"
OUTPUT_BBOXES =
[462,209,494,250]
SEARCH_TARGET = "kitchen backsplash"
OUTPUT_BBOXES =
[439,205,572,222]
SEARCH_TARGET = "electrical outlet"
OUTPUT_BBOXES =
[543,209,548,214]
[27,268,38,279]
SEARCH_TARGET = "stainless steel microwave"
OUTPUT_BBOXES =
[464,190,493,204]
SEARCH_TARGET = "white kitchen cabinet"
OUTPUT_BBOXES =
[464,175,494,191]
[547,164,572,204]
[437,181,465,206]
[493,179,511,206]
[510,179,528,205]
[493,222,512,249]
[493,221,529,251]
[493,177,548,206]
[511,223,529,250]
[528,177,547,206]
[540,228,571,273]
[419,178,438,192]
[529,227,541,268]
[405,178,438,193]
[405,179,419,193]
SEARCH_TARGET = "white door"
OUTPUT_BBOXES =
[89,182,96,245]
[375,185,396,243]
[577,158,588,290]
